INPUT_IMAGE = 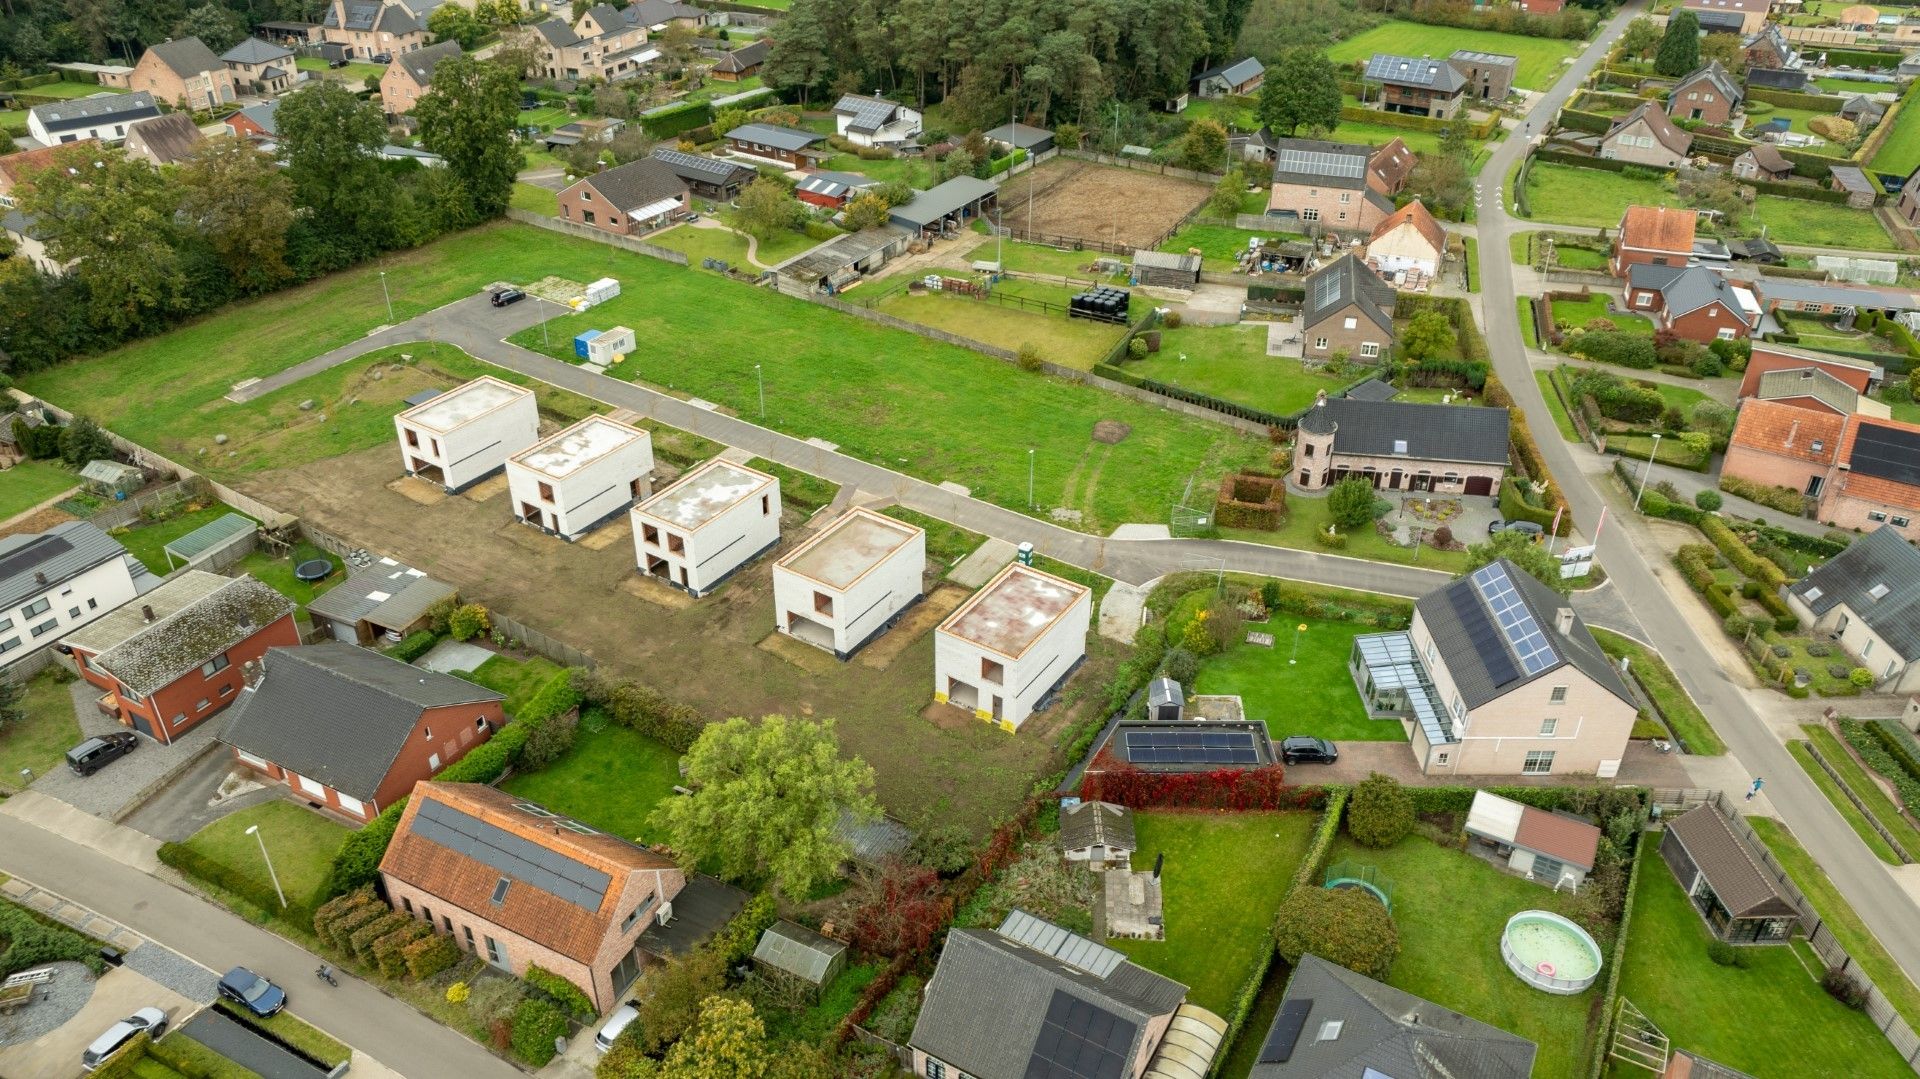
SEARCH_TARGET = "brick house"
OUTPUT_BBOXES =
[224,99,279,141]
[557,158,688,236]
[221,38,295,95]
[795,170,879,210]
[1722,398,1846,501]
[129,37,236,112]
[1668,62,1742,124]
[320,0,428,61]
[1264,138,1404,232]
[1787,526,1920,692]
[521,7,653,84]
[379,782,689,1012]
[1449,50,1517,103]
[123,113,205,167]
[1292,393,1511,496]
[222,642,505,823]
[1624,264,1761,341]
[1824,414,1920,540]
[1521,0,1565,11]
[1351,560,1639,777]
[1897,163,1920,227]
[1362,53,1467,119]
[648,148,756,201]
[63,571,295,746]
[1744,23,1799,70]
[1610,204,1696,277]
[1746,363,1887,417]
[1601,102,1693,168]
[1732,143,1793,182]
[1680,0,1769,34]
[1301,254,1397,364]
[380,40,461,118]
[1738,343,1880,400]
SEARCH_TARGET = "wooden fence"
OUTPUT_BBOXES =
[491,611,596,669]
[85,477,208,531]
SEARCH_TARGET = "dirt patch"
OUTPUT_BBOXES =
[757,629,845,676]
[859,584,968,670]
[0,506,79,540]
[387,477,447,505]
[1092,421,1132,445]
[995,159,1211,250]
[576,516,632,551]
[923,700,983,730]
[620,573,698,609]
[462,474,509,503]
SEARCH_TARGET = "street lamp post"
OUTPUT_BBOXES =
[755,364,765,418]
[246,824,288,909]
[1028,448,1035,508]
[378,271,394,323]
[1290,623,1307,665]
[1633,433,1663,511]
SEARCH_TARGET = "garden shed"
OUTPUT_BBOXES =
[79,459,143,499]
[1659,804,1799,944]
[752,920,846,988]
[160,512,257,571]
[1132,249,1202,287]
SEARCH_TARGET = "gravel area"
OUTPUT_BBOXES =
[0,961,96,1047]
[31,705,230,821]
[124,943,219,1004]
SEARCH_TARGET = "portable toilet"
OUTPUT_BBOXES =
[573,329,603,359]
[1147,677,1184,722]
[584,277,620,306]
[586,326,636,364]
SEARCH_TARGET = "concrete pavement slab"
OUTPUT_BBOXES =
[948,538,1015,588]
[1,792,161,875]
[1097,579,1149,644]
[416,640,493,674]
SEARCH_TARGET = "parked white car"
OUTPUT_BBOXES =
[595,1002,639,1053]
[83,1007,169,1071]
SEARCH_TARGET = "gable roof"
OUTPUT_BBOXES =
[144,37,223,78]
[1270,138,1371,190]
[1466,790,1601,870]
[753,920,846,983]
[1414,559,1635,710]
[1740,142,1792,172]
[1753,366,1866,414]
[1450,48,1517,68]
[984,122,1053,149]
[832,93,908,134]
[0,522,130,613]
[1344,377,1400,402]
[221,37,293,64]
[910,912,1187,1079]
[571,158,687,215]
[1369,138,1416,191]
[713,39,769,74]
[380,782,677,963]
[1730,398,1847,464]
[79,572,290,699]
[394,40,462,88]
[1367,198,1445,254]
[30,92,161,134]
[1059,800,1136,854]
[126,113,204,165]
[325,0,419,35]
[1196,57,1264,86]
[1745,67,1808,90]
[1304,254,1397,334]
[1606,101,1693,156]
[229,98,280,137]
[1643,265,1759,324]
[1665,805,1800,918]
[1299,397,1511,467]
[1364,53,1466,93]
[1790,525,1920,656]
[623,0,705,26]
[0,141,95,190]
[531,17,581,47]
[1744,21,1793,54]
[223,643,503,801]
[1836,413,1920,510]
[648,146,754,187]
[728,122,822,152]
[1618,204,1696,254]
[303,558,456,633]
[1249,954,1537,1078]
[1674,60,1743,103]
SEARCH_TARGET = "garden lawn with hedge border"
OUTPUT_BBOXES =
[1588,628,1725,755]
[1194,615,1405,742]
[1801,725,1920,863]
[1122,324,1348,416]
[180,802,347,918]
[498,722,681,843]
[1523,162,1898,248]
[1327,21,1582,89]
[113,504,259,576]
[1787,739,1901,864]
[0,670,84,789]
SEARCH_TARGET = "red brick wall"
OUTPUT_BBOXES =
[75,614,301,744]
[1739,352,1874,399]
[370,699,507,810]
[1722,444,1826,495]
[556,180,685,236]
[1668,83,1733,124]
[1665,304,1750,343]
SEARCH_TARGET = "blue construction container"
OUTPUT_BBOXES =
[573,329,602,359]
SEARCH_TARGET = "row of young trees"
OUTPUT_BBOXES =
[0,55,522,374]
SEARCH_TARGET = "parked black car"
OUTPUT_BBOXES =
[370,52,392,63]
[218,967,286,1018]
[65,732,138,776]
[490,288,526,307]
[1487,518,1545,541]
[1280,736,1339,765]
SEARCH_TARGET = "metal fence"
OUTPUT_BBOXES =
[1801,740,1915,863]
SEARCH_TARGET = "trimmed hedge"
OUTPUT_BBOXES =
[1675,544,1739,618]
[386,630,439,662]
[325,801,410,898]
[1485,374,1571,526]
[1840,718,1920,814]
[371,921,432,979]
[402,932,461,980]
[1500,476,1562,530]
[1719,473,1812,515]
[511,997,569,1066]
[1702,515,1787,590]
[0,898,106,976]
[572,668,707,753]
[1748,86,1848,111]
[640,101,712,139]
[526,963,597,1022]
[1340,104,1500,138]
[158,841,320,925]
[1555,109,1615,135]
[347,912,411,964]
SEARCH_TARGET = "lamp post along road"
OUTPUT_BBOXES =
[246,824,287,909]
[379,270,394,324]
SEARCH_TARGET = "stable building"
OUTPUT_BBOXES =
[394,376,540,493]
[506,416,654,542]
[1788,526,1920,692]
[934,563,1092,732]
[1192,57,1265,98]
[772,507,924,660]
[1131,249,1202,287]
[1292,393,1511,495]
[888,176,997,238]
[631,459,781,597]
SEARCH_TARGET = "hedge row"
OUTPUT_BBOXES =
[1555,108,1615,136]
[1839,718,1920,814]
[1702,515,1788,590]
[572,667,707,753]
[158,841,322,926]
[1093,361,1300,428]
[1863,720,1920,789]
[526,964,597,1022]
[1748,86,1849,111]
[1675,544,1739,619]
[1500,476,1562,531]
[387,630,438,662]
[1719,473,1813,515]
[640,101,713,139]
[1338,103,1500,139]
[0,898,106,977]
[1586,827,1649,1079]
[1485,374,1571,526]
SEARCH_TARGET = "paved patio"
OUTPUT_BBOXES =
[416,639,493,674]
[1303,738,1693,789]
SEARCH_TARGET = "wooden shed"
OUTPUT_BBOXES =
[1132,248,1203,287]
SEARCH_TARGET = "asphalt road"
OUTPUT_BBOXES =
[0,814,519,1079]
[1478,4,1920,982]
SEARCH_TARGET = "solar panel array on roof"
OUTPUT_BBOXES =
[1311,270,1343,311]
[835,96,897,132]
[1365,53,1446,86]
[1124,729,1260,765]
[1472,563,1559,677]
[1259,998,1313,1063]
[1850,423,1920,486]
[0,535,71,583]
[1025,989,1137,1079]
[1000,910,1126,978]
[1274,146,1366,180]
[412,798,612,912]
[1449,580,1520,688]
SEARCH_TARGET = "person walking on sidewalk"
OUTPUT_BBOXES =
[1747,777,1764,801]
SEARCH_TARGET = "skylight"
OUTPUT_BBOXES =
[1869,583,1891,601]
[490,877,511,905]
[1318,1020,1344,1041]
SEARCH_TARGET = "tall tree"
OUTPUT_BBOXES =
[1698,31,1745,76]
[172,3,246,52]
[648,715,880,898]
[275,82,393,245]
[427,3,483,48]
[413,53,523,218]
[63,0,138,61]
[177,135,295,293]
[20,144,187,333]
[1618,16,1661,60]
[0,675,23,736]
[1180,117,1228,171]
[1256,47,1341,135]
[1462,529,1572,594]
[1399,309,1454,362]
[657,997,774,1078]
[1655,9,1700,77]
[734,177,800,240]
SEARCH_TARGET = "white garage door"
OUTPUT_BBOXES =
[294,773,326,798]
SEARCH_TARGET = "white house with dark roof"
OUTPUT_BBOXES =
[506,416,654,542]
[772,507,923,659]
[1350,560,1638,777]
[0,521,152,670]
[1788,525,1920,692]
[631,458,781,596]
[832,93,922,148]
[934,562,1091,732]
[28,92,161,145]
[394,376,540,493]
[912,910,1224,1079]
[1293,393,1511,495]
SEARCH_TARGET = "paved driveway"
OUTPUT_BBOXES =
[0,966,197,1079]
[30,701,228,822]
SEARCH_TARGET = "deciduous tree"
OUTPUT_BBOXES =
[1256,47,1342,136]
[57,415,113,469]
[1400,309,1454,362]
[1273,886,1399,980]
[428,4,485,49]
[844,191,892,230]
[20,144,188,333]
[636,949,725,1054]
[414,54,522,218]
[177,135,295,293]
[1699,32,1746,76]
[1326,475,1378,529]
[275,82,394,247]
[1180,118,1227,172]
[1655,10,1700,77]
[1346,772,1414,848]
[1463,528,1572,594]
[850,860,945,956]
[734,177,802,241]
[172,3,247,53]
[648,715,879,897]
[658,997,773,1077]
[1619,16,1661,61]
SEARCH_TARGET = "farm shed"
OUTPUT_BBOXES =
[79,459,143,499]
[394,376,540,493]
[770,227,911,296]
[1132,249,1202,287]
[506,416,655,542]
[752,920,847,988]
[983,122,1055,156]
[631,458,781,596]
[934,562,1092,731]
[772,507,924,660]
[889,177,997,237]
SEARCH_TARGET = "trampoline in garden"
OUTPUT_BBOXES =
[1324,861,1393,912]
[295,559,334,583]
[161,512,257,571]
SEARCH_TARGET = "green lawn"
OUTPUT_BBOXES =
[0,459,79,520]
[0,670,82,788]
[1328,21,1581,89]
[22,81,127,100]
[183,801,347,911]
[499,723,682,844]
[873,285,1126,370]
[1870,93,1920,176]
[509,182,558,216]
[1523,162,1897,249]
[1749,196,1899,250]
[294,56,385,83]
[1588,628,1725,755]
[1226,492,1470,572]
[715,209,824,264]
[649,223,761,268]
[1789,739,1901,864]
[958,237,1128,280]
[1195,615,1401,741]
[234,546,345,615]
[1464,236,1480,293]
[1616,839,1911,1077]
[1550,294,1653,336]
[882,507,984,569]
[1752,817,1920,1031]
[466,654,565,717]
[1156,223,1305,272]
[1799,725,1920,864]
[1535,371,1581,441]
[1816,77,1898,96]
[1110,811,1316,1013]
[114,505,258,576]
[1330,833,1598,1079]
[814,153,933,188]
[1123,323,1347,416]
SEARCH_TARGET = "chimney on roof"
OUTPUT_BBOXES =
[242,658,264,689]
[1556,607,1575,636]
[141,604,155,623]
[1315,390,1328,407]
[34,571,47,586]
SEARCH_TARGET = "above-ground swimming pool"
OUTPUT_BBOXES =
[1502,910,1602,994]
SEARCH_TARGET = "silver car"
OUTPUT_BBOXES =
[83,1007,168,1070]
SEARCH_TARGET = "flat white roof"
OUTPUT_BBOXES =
[400,376,531,432]
[635,459,775,530]
[1465,789,1526,844]
[777,507,919,591]
[941,563,1089,658]
[512,415,645,478]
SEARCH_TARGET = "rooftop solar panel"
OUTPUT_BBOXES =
[1849,422,1920,486]
[1259,998,1313,1063]
[1026,989,1136,1079]
[413,798,612,912]
[0,535,72,583]
[1273,146,1366,180]
[1449,580,1520,687]
[1472,563,1559,677]
[1365,53,1452,87]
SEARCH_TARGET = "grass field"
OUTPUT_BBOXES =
[1524,162,1897,248]
[0,459,79,521]
[1789,739,1901,863]
[1616,840,1912,1077]
[1123,323,1346,415]
[1550,294,1654,336]
[509,182,558,216]
[0,670,81,787]
[1799,725,1920,863]
[1871,93,1920,176]
[294,56,384,83]
[499,722,682,844]
[115,505,257,576]
[467,654,566,716]
[1535,371,1582,441]
[183,801,347,910]
[873,286,1126,370]
[1589,628,1725,754]
[1156,222,1306,271]
[814,152,933,188]
[234,546,344,621]
[1110,812,1316,1013]
[1194,615,1404,741]
[1329,21,1582,89]
[20,80,127,100]
[957,237,1126,280]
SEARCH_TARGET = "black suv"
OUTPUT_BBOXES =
[490,287,526,307]
[66,732,138,776]
[1280,736,1339,765]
